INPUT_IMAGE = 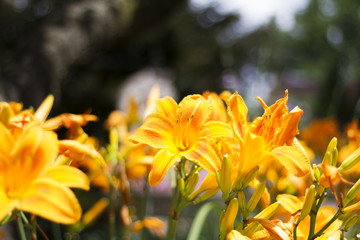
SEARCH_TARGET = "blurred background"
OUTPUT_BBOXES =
[2,0,360,137]
[2,0,360,239]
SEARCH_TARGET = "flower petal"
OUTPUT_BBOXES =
[20,178,82,224]
[154,96,178,120]
[148,150,181,186]
[227,92,248,140]
[59,140,106,167]
[201,121,233,139]
[0,198,15,222]
[42,165,90,190]
[183,139,222,174]
[271,143,311,177]
[34,95,54,122]
[128,113,174,149]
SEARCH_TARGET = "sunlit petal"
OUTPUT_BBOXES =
[227,92,248,140]
[20,179,82,224]
[34,95,54,122]
[271,145,311,177]
[183,139,222,174]
[148,150,181,186]
[42,165,90,190]
[128,113,174,149]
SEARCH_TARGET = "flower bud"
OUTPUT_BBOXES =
[246,182,266,217]
[221,155,233,200]
[344,178,360,207]
[339,147,360,172]
[343,215,358,232]
[332,147,338,166]
[178,178,185,197]
[343,201,360,215]
[326,137,337,154]
[185,172,199,196]
[313,165,321,182]
[238,191,246,215]
[220,198,239,238]
[240,166,259,190]
[322,151,332,165]
[192,188,219,204]
[298,185,316,222]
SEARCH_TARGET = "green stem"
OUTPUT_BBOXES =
[311,210,341,240]
[16,212,27,240]
[167,218,178,240]
[307,202,317,239]
[293,224,298,240]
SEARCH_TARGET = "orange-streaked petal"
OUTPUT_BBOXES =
[148,150,181,186]
[183,139,222,174]
[227,92,248,140]
[155,96,178,120]
[271,145,311,177]
[42,165,90,190]
[276,107,303,146]
[179,95,209,136]
[128,113,174,149]
[34,95,54,122]
[20,178,82,224]
[201,121,233,139]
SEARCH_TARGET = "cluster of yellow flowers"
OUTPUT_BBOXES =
[1,88,360,240]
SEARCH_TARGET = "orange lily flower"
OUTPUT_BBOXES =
[0,124,89,224]
[129,95,230,186]
[228,91,311,179]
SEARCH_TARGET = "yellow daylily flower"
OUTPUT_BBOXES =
[129,95,229,186]
[0,124,89,224]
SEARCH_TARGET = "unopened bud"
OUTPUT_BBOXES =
[344,178,360,207]
[343,215,358,232]
[192,188,219,204]
[221,155,232,200]
[326,137,337,154]
[238,191,246,215]
[246,182,266,217]
[240,166,259,190]
[343,201,360,215]
[332,147,338,166]
[339,147,360,172]
[178,178,185,197]
[322,151,332,165]
[313,165,321,182]
[185,172,199,196]
[254,202,280,219]
[220,198,239,238]
[298,185,316,222]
